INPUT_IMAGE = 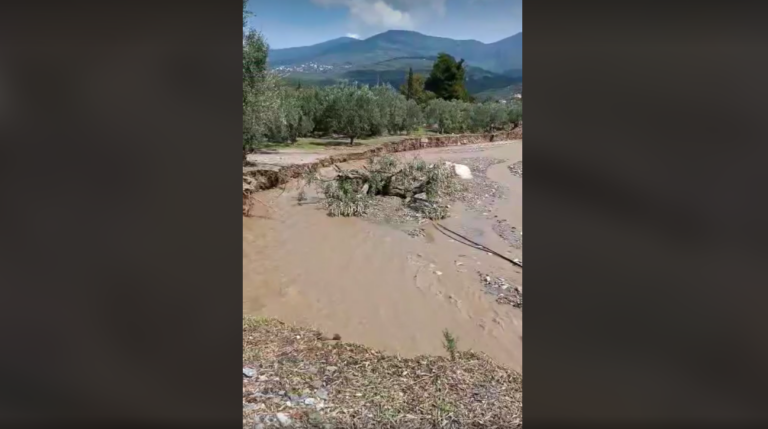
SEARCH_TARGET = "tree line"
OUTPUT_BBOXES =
[243,1,522,149]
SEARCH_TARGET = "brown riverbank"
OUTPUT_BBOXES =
[243,317,523,429]
[243,129,522,194]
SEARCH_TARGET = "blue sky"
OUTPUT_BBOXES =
[246,0,523,49]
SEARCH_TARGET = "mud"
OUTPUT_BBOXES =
[243,140,523,371]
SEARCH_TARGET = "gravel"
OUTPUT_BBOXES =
[363,196,427,225]
[452,157,508,214]
[492,219,523,249]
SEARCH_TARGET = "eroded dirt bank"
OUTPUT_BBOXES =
[243,141,523,371]
[243,129,522,193]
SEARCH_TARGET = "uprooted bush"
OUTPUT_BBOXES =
[304,155,463,219]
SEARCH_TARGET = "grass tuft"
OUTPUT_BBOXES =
[442,329,459,360]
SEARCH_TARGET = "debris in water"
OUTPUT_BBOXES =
[508,160,523,178]
[479,272,522,309]
[406,227,427,238]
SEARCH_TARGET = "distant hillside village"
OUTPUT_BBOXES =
[267,30,522,101]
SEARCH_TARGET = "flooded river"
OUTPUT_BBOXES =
[243,141,522,371]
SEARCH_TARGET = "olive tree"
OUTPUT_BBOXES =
[488,103,509,132]
[469,102,492,132]
[328,83,380,145]
[507,103,522,129]
[402,99,424,133]
[372,84,409,135]
[261,88,304,143]
[242,29,278,148]
[425,99,467,134]
[455,100,473,133]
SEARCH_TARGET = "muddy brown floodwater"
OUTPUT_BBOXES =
[243,140,523,371]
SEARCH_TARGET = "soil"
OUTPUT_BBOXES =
[243,140,522,372]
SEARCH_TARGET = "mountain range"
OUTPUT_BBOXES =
[269,30,522,98]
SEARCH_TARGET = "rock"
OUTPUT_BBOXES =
[276,412,292,427]
[453,164,473,179]
[243,367,256,378]
[311,380,323,389]
[316,388,329,400]
[325,366,338,373]
[254,424,265,429]
[332,333,342,340]
[435,271,443,276]
[288,394,301,403]
[444,161,473,180]
[304,398,316,406]
[243,403,257,411]
[307,411,324,426]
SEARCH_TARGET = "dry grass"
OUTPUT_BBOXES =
[243,317,522,428]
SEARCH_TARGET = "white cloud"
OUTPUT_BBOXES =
[346,33,361,39]
[352,1,414,28]
[312,0,449,32]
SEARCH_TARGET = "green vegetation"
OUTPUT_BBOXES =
[425,53,470,102]
[245,79,521,149]
[398,67,432,105]
[442,329,459,361]
[474,83,522,101]
[290,56,520,96]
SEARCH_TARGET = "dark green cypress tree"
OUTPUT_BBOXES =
[406,67,414,100]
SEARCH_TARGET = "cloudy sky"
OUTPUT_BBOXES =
[246,0,522,49]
